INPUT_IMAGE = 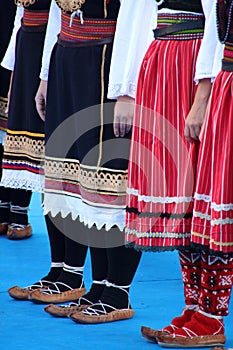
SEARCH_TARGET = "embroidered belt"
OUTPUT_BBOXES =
[222,42,233,72]
[21,9,49,32]
[58,13,116,44]
[154,13,204,40]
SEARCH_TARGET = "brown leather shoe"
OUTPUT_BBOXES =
[7,224,32,240]
[30,286,86,304]
[157,333,226,347]
[69,303,134,324]
[141,326,169,343]
[0,223,8,235]
[8,281,48,300]
[44,303,88,317]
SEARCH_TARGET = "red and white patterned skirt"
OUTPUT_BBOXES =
[125,14,203,251]
[192,53,233,254]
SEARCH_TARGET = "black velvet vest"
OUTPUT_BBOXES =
[217,0,233,43]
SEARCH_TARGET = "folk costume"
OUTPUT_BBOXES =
[156,0,233,346]
[0,0,16,237]
[0,0,53,239]
[0,0,16,138]
[7,1,88,302]
[26,0,143,324]
[111,0,233,347]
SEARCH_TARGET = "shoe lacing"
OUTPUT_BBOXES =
[9,223,28,230]
[23,280,52,291]
[40,267,84,295]
[58,279,107,308]
[80,281,131,316]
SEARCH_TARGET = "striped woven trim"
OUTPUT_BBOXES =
[60,13,116,42]
[223,42,233,62]
[23,9,49,26]
[157,13,204,40]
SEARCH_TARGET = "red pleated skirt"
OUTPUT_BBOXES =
[126,26,202,251]
[191,67,233,254]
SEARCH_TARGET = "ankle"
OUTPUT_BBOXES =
[100,281,131,309]
[83,280,106,303]
[56,264,84,289]
[42,263,64,282]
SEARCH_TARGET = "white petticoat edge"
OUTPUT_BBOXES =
[43,192,126,232]
[0,169,44,193]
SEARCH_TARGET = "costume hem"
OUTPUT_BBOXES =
[43,192,125,232]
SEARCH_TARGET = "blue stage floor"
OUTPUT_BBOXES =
[0,193,232,350]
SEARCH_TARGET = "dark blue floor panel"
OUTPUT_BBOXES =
[0,193,232,349]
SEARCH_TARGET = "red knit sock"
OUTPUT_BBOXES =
[162,250,201,334]
[163,307,196,333]
[199,252,233,316]
[169,311,224,337]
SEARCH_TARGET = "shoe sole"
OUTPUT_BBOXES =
[157,334,226,348]
[30,288,86,304]
[69,309,134,324]
[44,304,88,317]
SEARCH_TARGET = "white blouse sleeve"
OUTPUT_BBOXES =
[1,6,24,71]
[195,0,220,81]
[108,0,157,99]
[40,0,61,81]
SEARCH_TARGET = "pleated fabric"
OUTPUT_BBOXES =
[1,2,51,192]
[126,34,202,251]
[192,69,233,255]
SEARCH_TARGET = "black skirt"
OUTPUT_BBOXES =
[44,0,129,231]
[1,24,46,191]
[0,0,16,133]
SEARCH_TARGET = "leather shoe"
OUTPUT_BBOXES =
[0,223,8,235]
[44,303,88,317]
[7,224,32,240]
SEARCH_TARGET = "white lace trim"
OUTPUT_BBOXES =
[211,202,233,211]
[0,130,6,145]
[127,188,193,204]
[107,82,136,100]
[194,192,211,202]
[43,193,125,231]
[195,194,233,211]
[211,217,233,226]
[0,169,44,192]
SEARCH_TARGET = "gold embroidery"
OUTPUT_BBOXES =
[45,157,127,195]
[4,133,44,160]
[15,0,37,6]
[55,0,86,13]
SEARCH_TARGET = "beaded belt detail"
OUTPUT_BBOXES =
[59,13,116,43]
[155,13,204,40]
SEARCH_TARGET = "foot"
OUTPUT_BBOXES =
[8,280,52,300]
[7,224,32,240]
[157,311,226,347]
[69,301,134,324]
[141,307,196,343]
[44,296,93,317]
[30,281,86,304]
